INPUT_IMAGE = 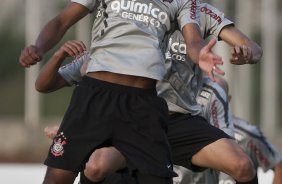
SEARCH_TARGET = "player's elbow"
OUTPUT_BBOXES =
[35,80,51,93]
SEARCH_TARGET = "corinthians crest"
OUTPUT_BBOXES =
[51,132,67,157]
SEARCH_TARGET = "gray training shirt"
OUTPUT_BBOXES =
[156,3,234,115]
[71,0,200,80]
[59,3,234,115]
[58,53,90,86]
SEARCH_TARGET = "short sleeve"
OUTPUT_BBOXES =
[177,0,200,30]
[58,53,89,85]
[71,0,97,12]
[200,3,234,39]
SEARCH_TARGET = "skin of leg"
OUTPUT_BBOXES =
[84,147,127,182]
[43,166,77,184]
[191,138,256,182]
[273,161,282,184]
[84,147,174,184]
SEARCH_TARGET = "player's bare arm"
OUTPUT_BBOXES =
[219,26,263,65]
[35,40,86,93]
[19,2,89,67]
[182,23,224,81]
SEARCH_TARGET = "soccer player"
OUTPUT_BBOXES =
[199,76,282,184]
[218,116,282,184]
[176,75,282,184]
[39,41,252,184]
[157,3,262,183]
[35,2,262,183]
[20,1,225,183]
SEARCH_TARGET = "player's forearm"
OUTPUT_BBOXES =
[35,18,69,56]
[35,2,89,56]
[219,26,262,63]
[186,40,206,64]
[183,24,206,64]
[35,53,67,93]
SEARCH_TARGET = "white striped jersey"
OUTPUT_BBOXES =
[196,77,234,137]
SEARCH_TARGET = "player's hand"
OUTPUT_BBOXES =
[44,125,59,140]
[54,40,86,59]
[230,45,253,65]
[199,39,225,81]
[19,45,42,67]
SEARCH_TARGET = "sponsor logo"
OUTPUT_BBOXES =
[51,132,67,157]
[171,53,186,62]
[247,140,270,168]
[165,42,186,62]
[200,6,222,24]
[110,0,168,27]
[190,0,198,20]
[171,42,186,54]
[211,100,220,128]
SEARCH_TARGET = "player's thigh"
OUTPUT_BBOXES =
[191,138,246,169]
[43,166,77,184]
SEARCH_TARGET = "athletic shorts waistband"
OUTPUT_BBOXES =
[80,76,157,96]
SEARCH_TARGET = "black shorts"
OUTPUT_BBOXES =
[44,76,175,178]
[167,113,230,172]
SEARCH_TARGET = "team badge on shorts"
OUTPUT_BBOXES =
[51,132,67,157]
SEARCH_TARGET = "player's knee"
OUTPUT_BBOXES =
[84,158,111,181]
[232,156,255,182]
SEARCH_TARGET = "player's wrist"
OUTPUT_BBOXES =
[29,45,43,62]
[53,50,67,61]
